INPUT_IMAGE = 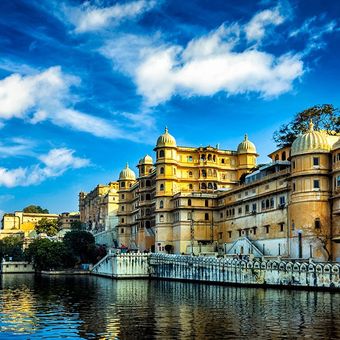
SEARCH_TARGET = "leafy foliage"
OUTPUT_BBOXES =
[35,218,61,236]
[25,238,76,271]
[70,220,83,230]
[23,205,49,214]
[273,104,340,147]
[0,236,25,261]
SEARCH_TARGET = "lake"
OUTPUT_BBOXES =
[0,274,339,339]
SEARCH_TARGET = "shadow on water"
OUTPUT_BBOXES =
[0,274,339,339]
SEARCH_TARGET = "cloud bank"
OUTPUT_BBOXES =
[0,148,89,188]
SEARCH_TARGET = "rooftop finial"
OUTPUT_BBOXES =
[308,119,314,131]
[126,162,129,168]
[244,133,248,141]
[165,126,168,133]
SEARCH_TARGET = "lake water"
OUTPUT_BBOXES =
[0,274,339,339]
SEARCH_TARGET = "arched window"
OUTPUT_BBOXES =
[146,194,151,200]
[120,181,125,188]
[201,170,207,178]
[159,200,164,209]
[121,205,125,211]
[266,199,270,209]
[189,183,193,190]
[188,155,193,162]
[315,218,321,229]
[205,199,209,207]
[205,213,209,220]
[188,171,193,177]
[270,197,274,208]
[160,184,164,191]
[201,183,207,189]
[213,183,217,190]
[188,199,192,206]
[208,154,212,161]
[208,183,213,189]
[146,180,151,187]
[159,150,165,158]
[121,218,125,224]
[160,215,164,222]
[160,167,164,174]
[282,151,286,161]
[200,154,206,161]
[213,155,216,162]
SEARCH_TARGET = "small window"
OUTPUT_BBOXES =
[238,230,242,237]
[228,231,232,238]
[160,215,164,222]
[279,196,285,205]
[159,200,164,209]
[160,167,164,175]
[187,212,192,220]
[270,198,274,208]
[218,232,223,240]
[265,225,269,234]
[293,182,296,191]
[313,157,320,166]
[205,213,209,220]
[188,156,193,162]
[315,218,321,229]
[121,228,124,233]
[292,161,296,169]
[121,194,125,199]
[159,150,165,158]
[188,199,192,206]
[121,218,124,223]
[253,227,257,235]
[313,180,320,189]
[280,223,284,232]
[160,184,164,191]
[189,183,193,190]
[238,207,242,214]
[337,175,340,187]
[220,212,223,218]
[121,206,125,211]
[252,203,256,212]
[188,171,193,177]
[146,180,151,187]
[205,199,209,207]
[121,181,125,188]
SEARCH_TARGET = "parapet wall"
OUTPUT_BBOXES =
[91,253,340,290]
[150,254,340,289]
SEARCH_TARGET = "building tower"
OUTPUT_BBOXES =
[117,164,136,248]
[331,138,340,261]
[290,120,332,260]
[154,128,178,253]
[237,134,258,180]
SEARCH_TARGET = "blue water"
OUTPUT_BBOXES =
[0,274,339,339]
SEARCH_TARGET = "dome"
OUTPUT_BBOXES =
[291,121,330,156]
[156,127,176,148]
[237,134,256,154]
[332,138,340,151]
[139,154,153,164]
[119,163,136,180]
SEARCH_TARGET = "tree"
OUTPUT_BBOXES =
[25,238,76,271]
[0,236,24,261]
[70,220,83,230]
[63,230,96,263]
[35,218,61,236]
[273,104,340,147]
[23,205,49,214]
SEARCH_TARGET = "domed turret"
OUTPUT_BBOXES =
[139,154,153,165]
[237,134,256,154]
[291,120,330,156]
[119,163,136,180]
[156,127,176,148]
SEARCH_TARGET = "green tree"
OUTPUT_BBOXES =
[0,236,24,261]
[35,218,61,236]
[63,230,96,263]
[25,238,76,271]
[23,205,49,214]
[70,220,83,230]
[273,104,340,147]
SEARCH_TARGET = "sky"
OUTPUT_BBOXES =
[0,0,339,216]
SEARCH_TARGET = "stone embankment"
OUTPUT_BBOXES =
[91,253,340,290]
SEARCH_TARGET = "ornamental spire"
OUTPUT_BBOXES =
[244,133,248,141]
[308,119,314,132]
[165,126,168,133]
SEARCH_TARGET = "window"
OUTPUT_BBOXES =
[238,207,242,214]
[337,175,340,187]
[121,181,125,188]
[264,225,269,233]
[159,200,164,209]
[261,200,265,210]
[252,203,257,212]
[188,199,192,206]
[279,223,284,232]
[313,157,320,166]
[201,183,207,189]
[187,212,192,220]
[228,231,232,238]
[146,194,151,200]
[245,205,249,213]
[201,170,207,178]
[270,198,274,208]
[207,154,212,161]
[313,179,320,189]
[238,230,242,237]
[159,150,165,158]
[220,212,223,218]
[188,155,193,162]
[279,196,285,206]
[121,206,125,211]
[205,199,209,207]
[160,184,164,191]
[282,151,286,161]
[292,161,296,169]
[121,194,125,199]
[208,183,213,189]
[146,180,151,187]
[293,182,296,191]
[218,232,223,240]
[205,213,209,220]
[253,227,257,235]
[160,215,164,222]
[188,171,193,177]
[189,184,193,190]
[315,218,321,229]
[221,158,225,164]
[160,167,164,174]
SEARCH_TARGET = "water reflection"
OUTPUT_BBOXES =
[0,274,339,339]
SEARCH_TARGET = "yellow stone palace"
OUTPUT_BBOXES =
[80,122,340,262]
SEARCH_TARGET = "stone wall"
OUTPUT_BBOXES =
[149,254,340,289]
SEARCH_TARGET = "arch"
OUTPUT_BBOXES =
[189,183,193,190]
[159,214,164,222]
[208,154,212,161]
[201,183,207,189]
[159,150,165,158]
[159,200,164,209]
[213,155,216,162]
[160,184,164,191]
[282,151,286,161]
[160,167,164,175]
[208,183,213,189]
[188,171,193,177]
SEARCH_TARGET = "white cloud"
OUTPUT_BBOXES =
[0,138,36,158]
[0,66,124,139]
[65,0,156,33]
[245,8,284,42]
[0,148,90,188]
[134,22,304,105]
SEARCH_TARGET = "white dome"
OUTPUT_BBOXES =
[156,127,176,148]
[119,163,136,180]
[139,154,153,164]
[291,121,330,156]
[237,134,256,154]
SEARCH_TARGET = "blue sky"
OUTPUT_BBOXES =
[0,0,339,215]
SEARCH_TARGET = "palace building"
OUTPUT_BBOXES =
[80,122,340,262]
